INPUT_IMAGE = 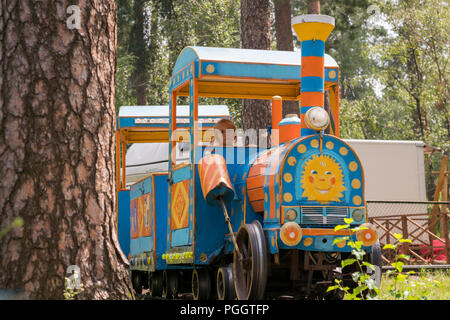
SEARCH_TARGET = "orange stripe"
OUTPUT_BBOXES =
[301,56,325,78]
[250,200,264,213]
[247,188,264,202]
[302,229,354,236]
[246,175,264,190]
[301,91,324,107]
[269,144,290,219]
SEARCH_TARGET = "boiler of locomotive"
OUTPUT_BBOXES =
[246,129,376,251]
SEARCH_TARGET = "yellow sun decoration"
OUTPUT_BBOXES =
[300,154,346,204]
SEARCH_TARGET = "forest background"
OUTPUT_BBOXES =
[116,0,449,200]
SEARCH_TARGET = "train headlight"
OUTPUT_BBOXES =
[356,223,378,247]
[351,209,364,222]
[305,107,330,131]
[280,222,303,246]
[285,209,297,221]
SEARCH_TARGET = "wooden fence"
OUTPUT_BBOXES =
[367,201,450,265]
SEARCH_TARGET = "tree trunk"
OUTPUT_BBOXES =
[0,0,133,299]
[274,0,299,117]
[240,0,272,133]
[308,0,320,14]
[131,0,148,105]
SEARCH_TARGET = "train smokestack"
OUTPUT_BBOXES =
[292,14,334,137]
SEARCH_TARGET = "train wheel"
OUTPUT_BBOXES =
[150,271,163,297]
[162,270,168,298]
[192,269,212,300]
[131,271,142,295]
[217,264,236,300]
[164,271,180,299]
[233,220,268,300]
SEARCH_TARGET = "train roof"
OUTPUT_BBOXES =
[118,104,229,119]
[170,46,339,100]
[116,105,230,143]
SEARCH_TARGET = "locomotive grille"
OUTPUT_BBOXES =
[300,206,349,225]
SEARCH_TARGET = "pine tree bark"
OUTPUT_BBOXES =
[274,0,299,117]
[0,0,133,299]
[240,0,272,132]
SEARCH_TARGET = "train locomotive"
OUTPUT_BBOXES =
[116,14,381,300]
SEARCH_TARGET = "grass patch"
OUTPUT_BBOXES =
[378,270,450,300]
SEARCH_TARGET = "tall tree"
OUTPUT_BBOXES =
[130,0,149,105]
[241,0,272,133]
[274,0,299,117]
[0,0,133,299]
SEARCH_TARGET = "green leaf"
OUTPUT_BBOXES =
[333,236,349,245]
[399,238,412,243]
[383,244,396,250]
[392,261,404,272]
[342,258,357,268]
[393,233,403,240]
[362,261,376,271]
[334,225,350,232]
[326,285,339,292]
[344,217,354,224]
[352,271,361,282]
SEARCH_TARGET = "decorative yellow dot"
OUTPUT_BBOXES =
[328,70,337,79]
[349,161,358,172]
[288,156,297,166]
[206,64,215,73]
[264,193,268,202]
[297,144,307,154]
[336,240,346,248]
[271,237,275,247]
[353,195,362,206]
[311,139,319,148]
[326,141,334,150]
[339,147,348,156]
[284,173,293,183]
[351,179,361,189]
[283,193,293,202]
[303,237,313,247]
[264,176,268,184]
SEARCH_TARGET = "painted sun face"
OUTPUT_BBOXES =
[300,154,346,204]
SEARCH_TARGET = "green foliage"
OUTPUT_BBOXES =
[116,0,241,120]
[382,233,441,300]
[327,219,380,300]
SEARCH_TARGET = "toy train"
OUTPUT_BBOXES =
[115,14,381,300]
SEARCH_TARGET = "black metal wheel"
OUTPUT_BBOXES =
[150,271,163,297]
[131,271,142,295]
[233,220,268,300]
[217,264,236,300]
[164,271,180,299]
[192,268,212,300]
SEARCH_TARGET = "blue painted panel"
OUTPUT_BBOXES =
[205,62,301,81]
[172,47,198,74]
[172,165,191,184]
[118,190,130,258]
[300,76,325,92]
[130,236,154,255]
[154,174,169,270]
[171,228,190,247]
[301,40,325,57]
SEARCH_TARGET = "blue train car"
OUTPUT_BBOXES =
[116,13,382,300]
